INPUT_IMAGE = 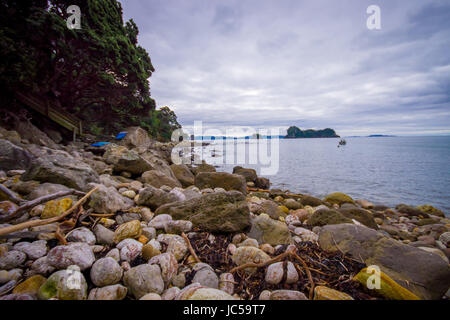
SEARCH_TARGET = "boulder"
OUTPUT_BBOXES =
[232,166,257,182]
[191,162,216,175]
[155,191,250,233]
[26,183,70,200]
[396,204,429,218]
[307,209,353,227]
[338,208,379,230]
[88,184,134,214]
[0,139,34,171]
[170,164,195,187]
[248,213,292,245]
[119,127,153,150]
[141,170,181,188]
[21,148,99,191]
[14,121,58,149]
[318,223,450,300]
[299,195,324,207]
[195,172,247,194]
[254,177,270,190]
[103,144,152,175]
[416,205,445,218]
[136,186,180,211]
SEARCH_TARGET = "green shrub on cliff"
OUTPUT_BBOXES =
[0,0,180,140]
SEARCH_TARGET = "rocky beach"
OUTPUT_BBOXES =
[0,124,449,301]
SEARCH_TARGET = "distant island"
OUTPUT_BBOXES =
[285,126,340,138]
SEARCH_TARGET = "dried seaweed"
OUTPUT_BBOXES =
[188,232,382,300]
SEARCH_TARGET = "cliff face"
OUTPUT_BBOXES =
[285,126,340,138]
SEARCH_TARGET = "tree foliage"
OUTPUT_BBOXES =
[285,126,339,138]
[0,0,180,140]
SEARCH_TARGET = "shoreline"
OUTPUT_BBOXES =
[0,126,449,300]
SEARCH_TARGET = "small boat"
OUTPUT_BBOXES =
[338,139,347,147]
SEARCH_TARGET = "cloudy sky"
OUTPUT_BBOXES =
[121,0,450,136]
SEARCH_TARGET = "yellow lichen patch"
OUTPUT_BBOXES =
[113,220,142,243]
[353,268,421,300]
[138,235,149,244]
[278,205,289,214]
[324,192,355,205]
[313,286,354,300]
[41,198,73,219]
[13,275,47,295]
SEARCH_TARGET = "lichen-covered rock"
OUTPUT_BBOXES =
[142,243,162,261]
[247,213,291,245]
[66,227,96,245]
[231,246,271,274]
[38,267,88,300]
[338,208,379,230]
[416,205,445,218]
[41,198,73,219]
[324,192,355,206]
[113,220,142,244]
[353,268,420,300]
[155,191,250,233]
[123,264,164,299]
[13,240,48,260]
[313,286,354,300]
[396,204,429,218]
[88,284,127,300]
[195,172,247,194]
[318,223,450,300]
[307,209,352,227]
[299,195,323,207]
[141,170,182,188]
[47,242,95,271]
[90,257,123,287]
[12,275,46,295]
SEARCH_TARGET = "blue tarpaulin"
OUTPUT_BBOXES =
[116,132,128,140]
[91,142,111,147]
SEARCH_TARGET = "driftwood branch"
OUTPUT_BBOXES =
[0,184,26,205]
[182,232,202,263]
[0,189,86,223]
[0,186,98,237]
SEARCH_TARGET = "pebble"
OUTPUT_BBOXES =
[0,269,23,284]
[142,243,161,261]
[13,240,48,260]
[219,273,235,295]
[116,239,143,262]
[0,250,27,270]
[148,214,172,229]
[192,265,219,289]
[88,284,127,300]
[231,246,271,274]
[47,242,95,271]
[66,227,96,245]
[149,253,178,283]
[123,264,164,299]
[113,220,142,244]
[94,224,115,245]
[105,248,120,261]
[141,227,156,240]
[30,257,55,276]
[41,198,73,219]
[259,243,275,255]
[313,286,354,300]
[161,287,181,300]
[38,267,88,300]
[237,238,259,248]
[164,220,193,234]
[293,227,319,242]
[12,275,46,295]
[90,257,123,287]
[270,290,308,300]
[122,190,136,199]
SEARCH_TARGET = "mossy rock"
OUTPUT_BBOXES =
[339,208,379,230]
[324,192,354,206]
[415,218,441,226]
[300,195,324,207]
[307,209,352,227]
[416,205,445,218]
[396,204,429,218]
